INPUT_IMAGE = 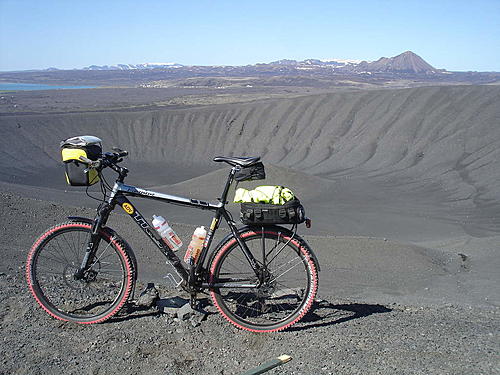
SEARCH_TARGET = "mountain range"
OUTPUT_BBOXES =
[81,51,441,74]
[3,51,499,88]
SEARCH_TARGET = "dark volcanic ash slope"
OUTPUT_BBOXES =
[0,85,500,238]
[1,86,500,375]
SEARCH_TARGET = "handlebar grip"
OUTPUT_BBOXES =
[112,147,128,157]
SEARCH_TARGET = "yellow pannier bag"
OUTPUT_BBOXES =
[60,135,102,186]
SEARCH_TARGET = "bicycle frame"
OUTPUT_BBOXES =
[79,166,261,291]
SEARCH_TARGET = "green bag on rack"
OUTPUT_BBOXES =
[234,185,295,205]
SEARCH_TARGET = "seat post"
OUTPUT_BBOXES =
[219,166,238,204]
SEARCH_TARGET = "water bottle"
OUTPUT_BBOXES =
[184,226,207,265]
[152,215,182,251]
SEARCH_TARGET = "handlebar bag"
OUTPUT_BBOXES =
[60,135,102,186]
[240,198,306,225]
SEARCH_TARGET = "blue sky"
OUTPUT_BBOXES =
[0,0,499,72]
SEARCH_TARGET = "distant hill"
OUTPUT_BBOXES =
[355,51,438,74]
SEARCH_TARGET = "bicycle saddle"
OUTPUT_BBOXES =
[213,156,261,167]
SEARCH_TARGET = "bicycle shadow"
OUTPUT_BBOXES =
[108,305,161,323]
[287,299,392,332]
[108,297,217,323]
[108,297,392,330]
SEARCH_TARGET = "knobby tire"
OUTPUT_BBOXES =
[26,222,134,324]
[209,228,318,332]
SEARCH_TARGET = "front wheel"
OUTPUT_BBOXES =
[26,222,134,324]
[209,227,318,332]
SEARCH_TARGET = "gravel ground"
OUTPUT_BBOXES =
[0,192,499,374]
[1,270,498,375]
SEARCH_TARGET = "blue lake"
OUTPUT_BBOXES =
[0,82,97,91]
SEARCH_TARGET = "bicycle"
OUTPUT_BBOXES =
[26,148,320,332]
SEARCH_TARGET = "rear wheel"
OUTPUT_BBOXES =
[26,222,134,324]
[209,228,318,332]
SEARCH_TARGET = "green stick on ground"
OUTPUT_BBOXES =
[240,355,292,375]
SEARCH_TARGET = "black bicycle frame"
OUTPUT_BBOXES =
[81,167,261,289]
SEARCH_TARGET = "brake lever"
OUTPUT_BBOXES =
[78,155,93,164]
[79,156,102,173]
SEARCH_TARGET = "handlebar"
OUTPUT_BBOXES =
[112,147,129,158]
[79,148,129,180]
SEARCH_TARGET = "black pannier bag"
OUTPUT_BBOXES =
[240,198,306,225]
[234,162,266,182]
[60,135,102,186]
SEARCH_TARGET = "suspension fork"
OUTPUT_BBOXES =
[75,202,114,278]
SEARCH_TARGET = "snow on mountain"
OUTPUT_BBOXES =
[83,62,184,70]
[320,58,364,65]
[267,58,363,68]
[136,62,184,68]
[268,59,300,66]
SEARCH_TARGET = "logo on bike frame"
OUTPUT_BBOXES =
[122,203,134,215]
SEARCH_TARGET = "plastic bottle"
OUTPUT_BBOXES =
[152,215,182,251]
[184,226,207,265]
